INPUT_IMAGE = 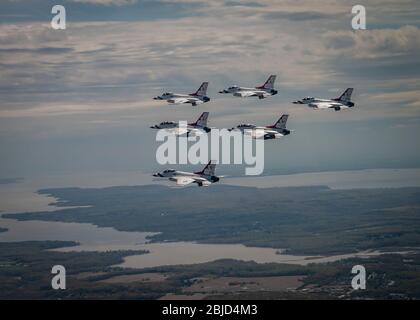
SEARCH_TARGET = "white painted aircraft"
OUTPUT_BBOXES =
[229,114,291,140]
[150,112,211,136]
[153,161,221,187]
[293,88,354,111]
[219,75,278,99]
[153,82,210,106]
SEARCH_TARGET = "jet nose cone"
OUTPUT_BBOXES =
[153,173,162,177]
[272,90,278,95]
[203,96,210,102]
[212,176,220,183]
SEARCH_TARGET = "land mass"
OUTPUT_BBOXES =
[2,184,420,299]
[0,241,150,299]
[5,185,420,255]
[0,240,419,299]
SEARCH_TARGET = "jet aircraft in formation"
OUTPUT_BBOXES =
[219,75,278,99]
[229,114,291,140]
[151,75,355,186]
[293,88,354,111]
[154,82,210,106]
[153,161,221,187]
[150,112,210,136]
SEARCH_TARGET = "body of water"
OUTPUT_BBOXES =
[1,168,419,269]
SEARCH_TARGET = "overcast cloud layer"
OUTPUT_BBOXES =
[0,0,419,178]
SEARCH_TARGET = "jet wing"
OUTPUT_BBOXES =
[187,98,204,106]
[316,102,344,110]
[243,128,275,139]
[235,90,269,99]
[197,180,211,187]
[170,176,208,186]
[167,97,190,105]
[313,102,335,109]
[165,127,189,136]
[235,91,258,98]
[170,176,196,186]
[244,91,259,97]
[168,97,203,106]
[165,127,206,136]
[233,91,254,98]
[254,91,270,99]
[251,129,267,139]
[263,130,283,140]
[257,129,281,140]
[187,128,206,136]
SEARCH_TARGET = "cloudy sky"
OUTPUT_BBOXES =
[0,0,419,180]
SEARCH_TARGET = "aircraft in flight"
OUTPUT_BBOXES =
[153,82,210,106]
[229,114,291,140]
[153,161,221,187]
[293,88,354,111]
[150,112,211,136]
[219,75,278,99]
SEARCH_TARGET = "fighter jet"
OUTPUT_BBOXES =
[219,75,278,99]
[150,112,211,136]
[153,82,210,106]
[229,114,291,140]
[153,161,221,187]
[293,88,354,111]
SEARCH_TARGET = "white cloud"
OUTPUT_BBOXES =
[0,1,419,124]
[323,25,420,59]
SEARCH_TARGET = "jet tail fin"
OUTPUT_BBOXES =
[192,112,209,127]
[336,88,353,102]
[192,82,209,96]
[195,160,216,176]
[256,75,276,90]
[273,114,288,129]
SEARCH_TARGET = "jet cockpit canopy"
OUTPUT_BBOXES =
[159,121,175,125]
[163,169,176,173]
[238,123,255,128]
